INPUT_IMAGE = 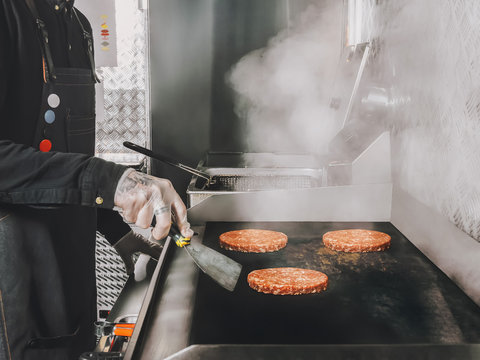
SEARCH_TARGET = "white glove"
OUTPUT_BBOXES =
[114,169,193,240]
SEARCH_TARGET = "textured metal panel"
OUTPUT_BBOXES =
[366,0,480,242]
[94,0,149,317]
[95,0,149,166]
[95,233,128,317]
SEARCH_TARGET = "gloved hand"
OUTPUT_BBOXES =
[113,230,163,275]
[114,169,194,240]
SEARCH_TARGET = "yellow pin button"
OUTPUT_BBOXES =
[95,197,104,205]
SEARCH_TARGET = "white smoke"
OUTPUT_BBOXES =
[227,1,343,155]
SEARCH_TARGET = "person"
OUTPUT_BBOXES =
[0,0,193,359]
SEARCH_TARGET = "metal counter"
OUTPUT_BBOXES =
[127,222,480,359]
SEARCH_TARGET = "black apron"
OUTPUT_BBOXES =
[0,1,100,359]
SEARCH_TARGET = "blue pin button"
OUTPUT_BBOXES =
[44,110,55,124]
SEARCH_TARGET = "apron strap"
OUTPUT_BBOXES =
[24,0,57,82]
[72,8,100,83]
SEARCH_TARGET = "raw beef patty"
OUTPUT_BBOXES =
[219,229,288,253]
[323,229,391,252]
[247,267,328,295]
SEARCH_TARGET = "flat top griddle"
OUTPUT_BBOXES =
[189,222,480,345]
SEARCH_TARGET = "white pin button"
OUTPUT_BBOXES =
[47,94,60,108]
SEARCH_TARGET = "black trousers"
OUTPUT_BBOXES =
[0,205,97,360]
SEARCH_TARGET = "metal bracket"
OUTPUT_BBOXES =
[138,0,148,10]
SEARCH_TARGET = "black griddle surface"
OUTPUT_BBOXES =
[189,222,480,345]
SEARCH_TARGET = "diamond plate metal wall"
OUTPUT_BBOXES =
[94,0,149,317]
[95,0,149,166]
[95,233,128,317]
[361,0,480,242]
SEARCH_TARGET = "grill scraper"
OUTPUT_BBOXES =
[168,224,242,292]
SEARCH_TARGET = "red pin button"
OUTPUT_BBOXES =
[39,139,52,152]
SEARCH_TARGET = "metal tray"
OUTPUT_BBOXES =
[187,152,325,206]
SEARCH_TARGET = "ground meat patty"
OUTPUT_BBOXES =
[323,229,391,252]
[247,268,328,295]
[219,229,288,253]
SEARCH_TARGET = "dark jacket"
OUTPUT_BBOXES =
[0,0,131,358]
[0,0,128,217]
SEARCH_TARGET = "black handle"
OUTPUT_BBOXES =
[123,141,180,167]
[123,141,212,189]
[169,222,183,237]
[149,219,197,239]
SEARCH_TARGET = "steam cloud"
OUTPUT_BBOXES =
[227,0,343,155]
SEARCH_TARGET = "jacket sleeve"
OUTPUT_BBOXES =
[0,140,128,209]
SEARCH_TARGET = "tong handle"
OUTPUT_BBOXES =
[123,141,212,186]
[123,141,179,167]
